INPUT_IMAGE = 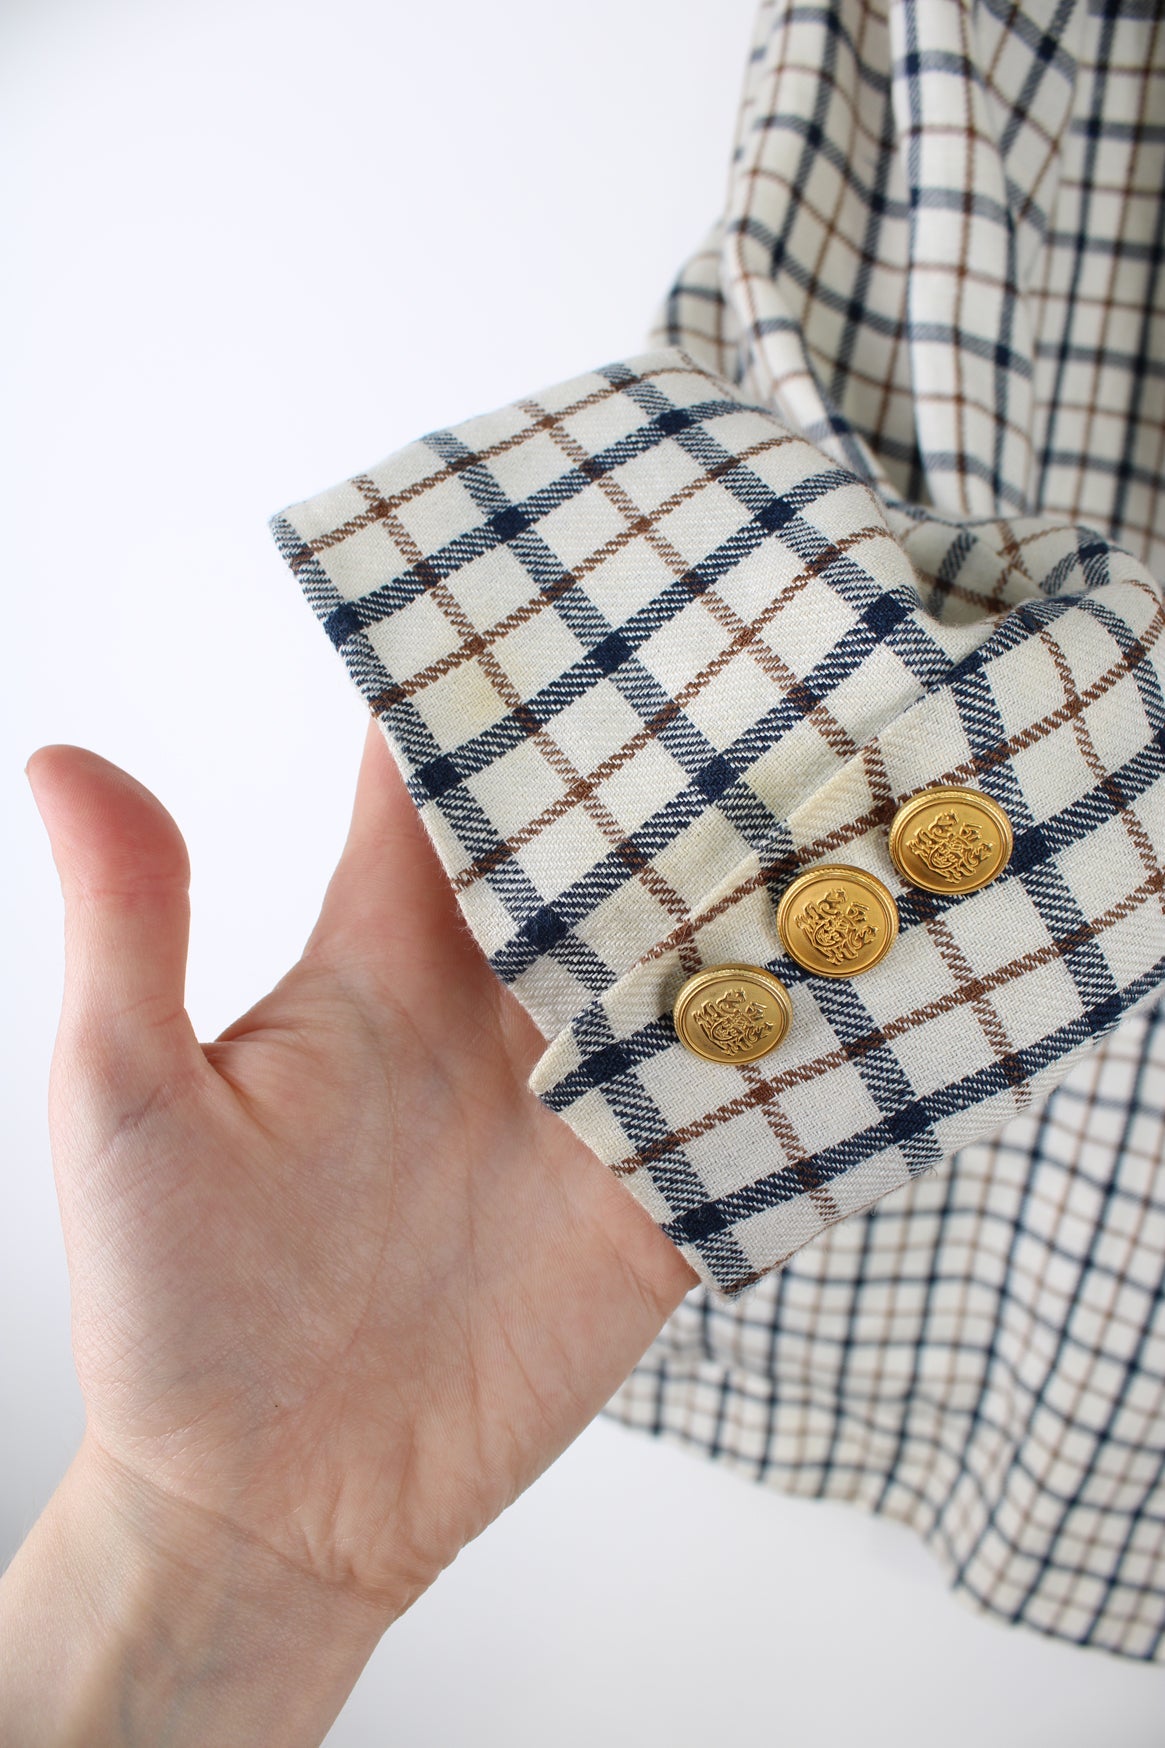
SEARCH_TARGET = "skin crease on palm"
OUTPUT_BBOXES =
[22,720,700,1624]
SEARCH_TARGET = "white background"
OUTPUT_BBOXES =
[3,1,1165,1742]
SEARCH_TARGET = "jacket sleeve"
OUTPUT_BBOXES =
[269,346,1165,1298]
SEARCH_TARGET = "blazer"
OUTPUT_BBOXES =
[272,0,1165,1661]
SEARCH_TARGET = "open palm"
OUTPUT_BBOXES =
[27,721,696,1620]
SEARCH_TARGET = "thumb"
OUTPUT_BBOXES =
[26,745,204,1122]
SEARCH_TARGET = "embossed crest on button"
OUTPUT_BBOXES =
[775,864,899,977]
[673,963,793,1064]
[888,786,1013,895]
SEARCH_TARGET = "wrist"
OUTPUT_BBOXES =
[1,1436,406,1747]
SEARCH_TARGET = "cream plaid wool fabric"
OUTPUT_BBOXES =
[272,0,1165,1658]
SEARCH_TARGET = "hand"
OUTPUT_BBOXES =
[4,722,697,1742]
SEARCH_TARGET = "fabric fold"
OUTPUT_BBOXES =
[271,346,1165,1297]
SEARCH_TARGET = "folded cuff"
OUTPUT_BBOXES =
[270,347,1165,1297]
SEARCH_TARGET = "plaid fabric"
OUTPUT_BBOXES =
[270,351,1165,1297]
[271,0,1165,1658]
[611,993,1165,1658]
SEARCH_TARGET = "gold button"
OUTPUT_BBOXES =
[776,863,898,977]
[888,785,1013,894]
[673,962,793,1064]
